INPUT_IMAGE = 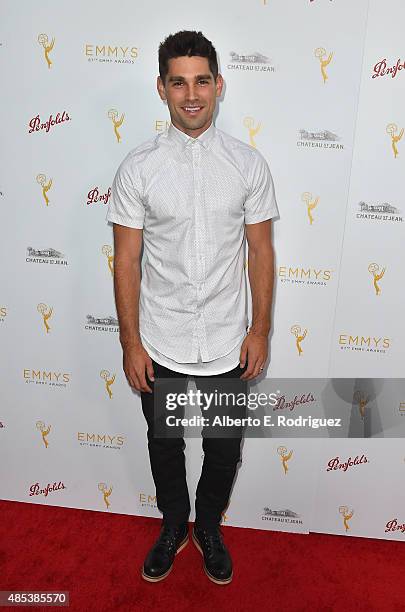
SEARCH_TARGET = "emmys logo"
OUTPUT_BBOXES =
[77,432,125,449]
[301,192,319,225]
[0,306,7,323]
[28,111,70,135]
[339,505,354,532]
[297,129,343,150]
[227,51,275,73]
[139,492,157,508]
[37,33,55,68]
[108,108,124,143]
[327,454,368,472]
[262,507,302,525]
[98,482,113,509]
[278,266,332,287]
[368,263,386,296]
[85,44,138,64]
[102,245,114,276]
[290,324,308,356]
[243,117,261,148]
[36,421,51,448]
[353,390,369,419]
[36,174,52,206]
[85,315,119,333]
[386,123,403,158]
[26,247,68,267]
[29,481,66,498]
[100,370,116,399]
[372,58,405,80]
[155,120,171,132]
[87,186,111,206]
[23,369,70,388]
[356,201,403,223]
[277,445,293,475]
[385,519,405,534]
[338,334,391,354]
[314,47,333,83]
[37,303,53,334]
[37,303,53,333]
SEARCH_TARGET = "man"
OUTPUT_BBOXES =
[106,30,278,585]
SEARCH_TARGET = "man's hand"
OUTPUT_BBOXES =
[123,343,155,393]
[239,332,268,380]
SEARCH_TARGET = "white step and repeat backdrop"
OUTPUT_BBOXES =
[1,0,405,541]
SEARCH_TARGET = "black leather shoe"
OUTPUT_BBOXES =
[142,522,189,582]
[192,524,233,584]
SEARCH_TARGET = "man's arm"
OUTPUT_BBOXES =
[113,223,154,392]
[239,219,275,380]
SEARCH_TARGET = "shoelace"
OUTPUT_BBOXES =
[156,526,182,554]
[198,528,224,553]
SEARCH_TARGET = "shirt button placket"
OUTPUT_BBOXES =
[193,142,206,359]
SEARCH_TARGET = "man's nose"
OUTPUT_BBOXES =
[185,83,198,100]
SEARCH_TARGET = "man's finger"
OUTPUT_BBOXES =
[146,362,155,382]
[138,370,153,393]
[126,375,136,388]
[239,342,248,368]
[131,372,142,391]
[249,363,263,380]
[241,355,260,380]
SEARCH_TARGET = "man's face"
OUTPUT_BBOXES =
[157,55,223,138]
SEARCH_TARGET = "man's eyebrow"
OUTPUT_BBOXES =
[167,74,213,82]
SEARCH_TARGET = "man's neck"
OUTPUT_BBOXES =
[171,120,213,139]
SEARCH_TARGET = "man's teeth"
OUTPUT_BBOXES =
[184,107,201,112]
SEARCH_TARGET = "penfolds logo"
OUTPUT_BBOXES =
[28,111,71,134]
[385,519,405,534]
[326,454,368,472]
[273,392,315,412]
[87,186,111,206]
[29,481,66,497]
[372,58,405,80]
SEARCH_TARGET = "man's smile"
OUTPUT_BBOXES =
[181,105,204,116]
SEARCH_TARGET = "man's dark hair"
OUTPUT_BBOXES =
[158,30,218,83]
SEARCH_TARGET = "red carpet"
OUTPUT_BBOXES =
[1,499,404,611]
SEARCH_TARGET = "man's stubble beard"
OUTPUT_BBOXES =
[171,105,213,134]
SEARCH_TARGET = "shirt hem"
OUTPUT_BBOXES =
[139,329,246,364]
[106,213,144,229]
[140,331,246,373]
[244,210,278,225]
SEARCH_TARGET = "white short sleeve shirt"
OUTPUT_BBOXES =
[106,122,279,367]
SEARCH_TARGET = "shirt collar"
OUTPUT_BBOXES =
[167,121,216,150]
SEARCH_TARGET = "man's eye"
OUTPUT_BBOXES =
[173,82,183,86]
[199,80,208,85]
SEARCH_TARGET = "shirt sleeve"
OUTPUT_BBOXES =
[244,151,279,225]
[105,156,145,229]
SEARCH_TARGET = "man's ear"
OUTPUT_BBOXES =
[157,76,167,101]
[215,73,224,97]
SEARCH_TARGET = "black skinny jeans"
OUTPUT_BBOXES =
[140,358,248,528]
